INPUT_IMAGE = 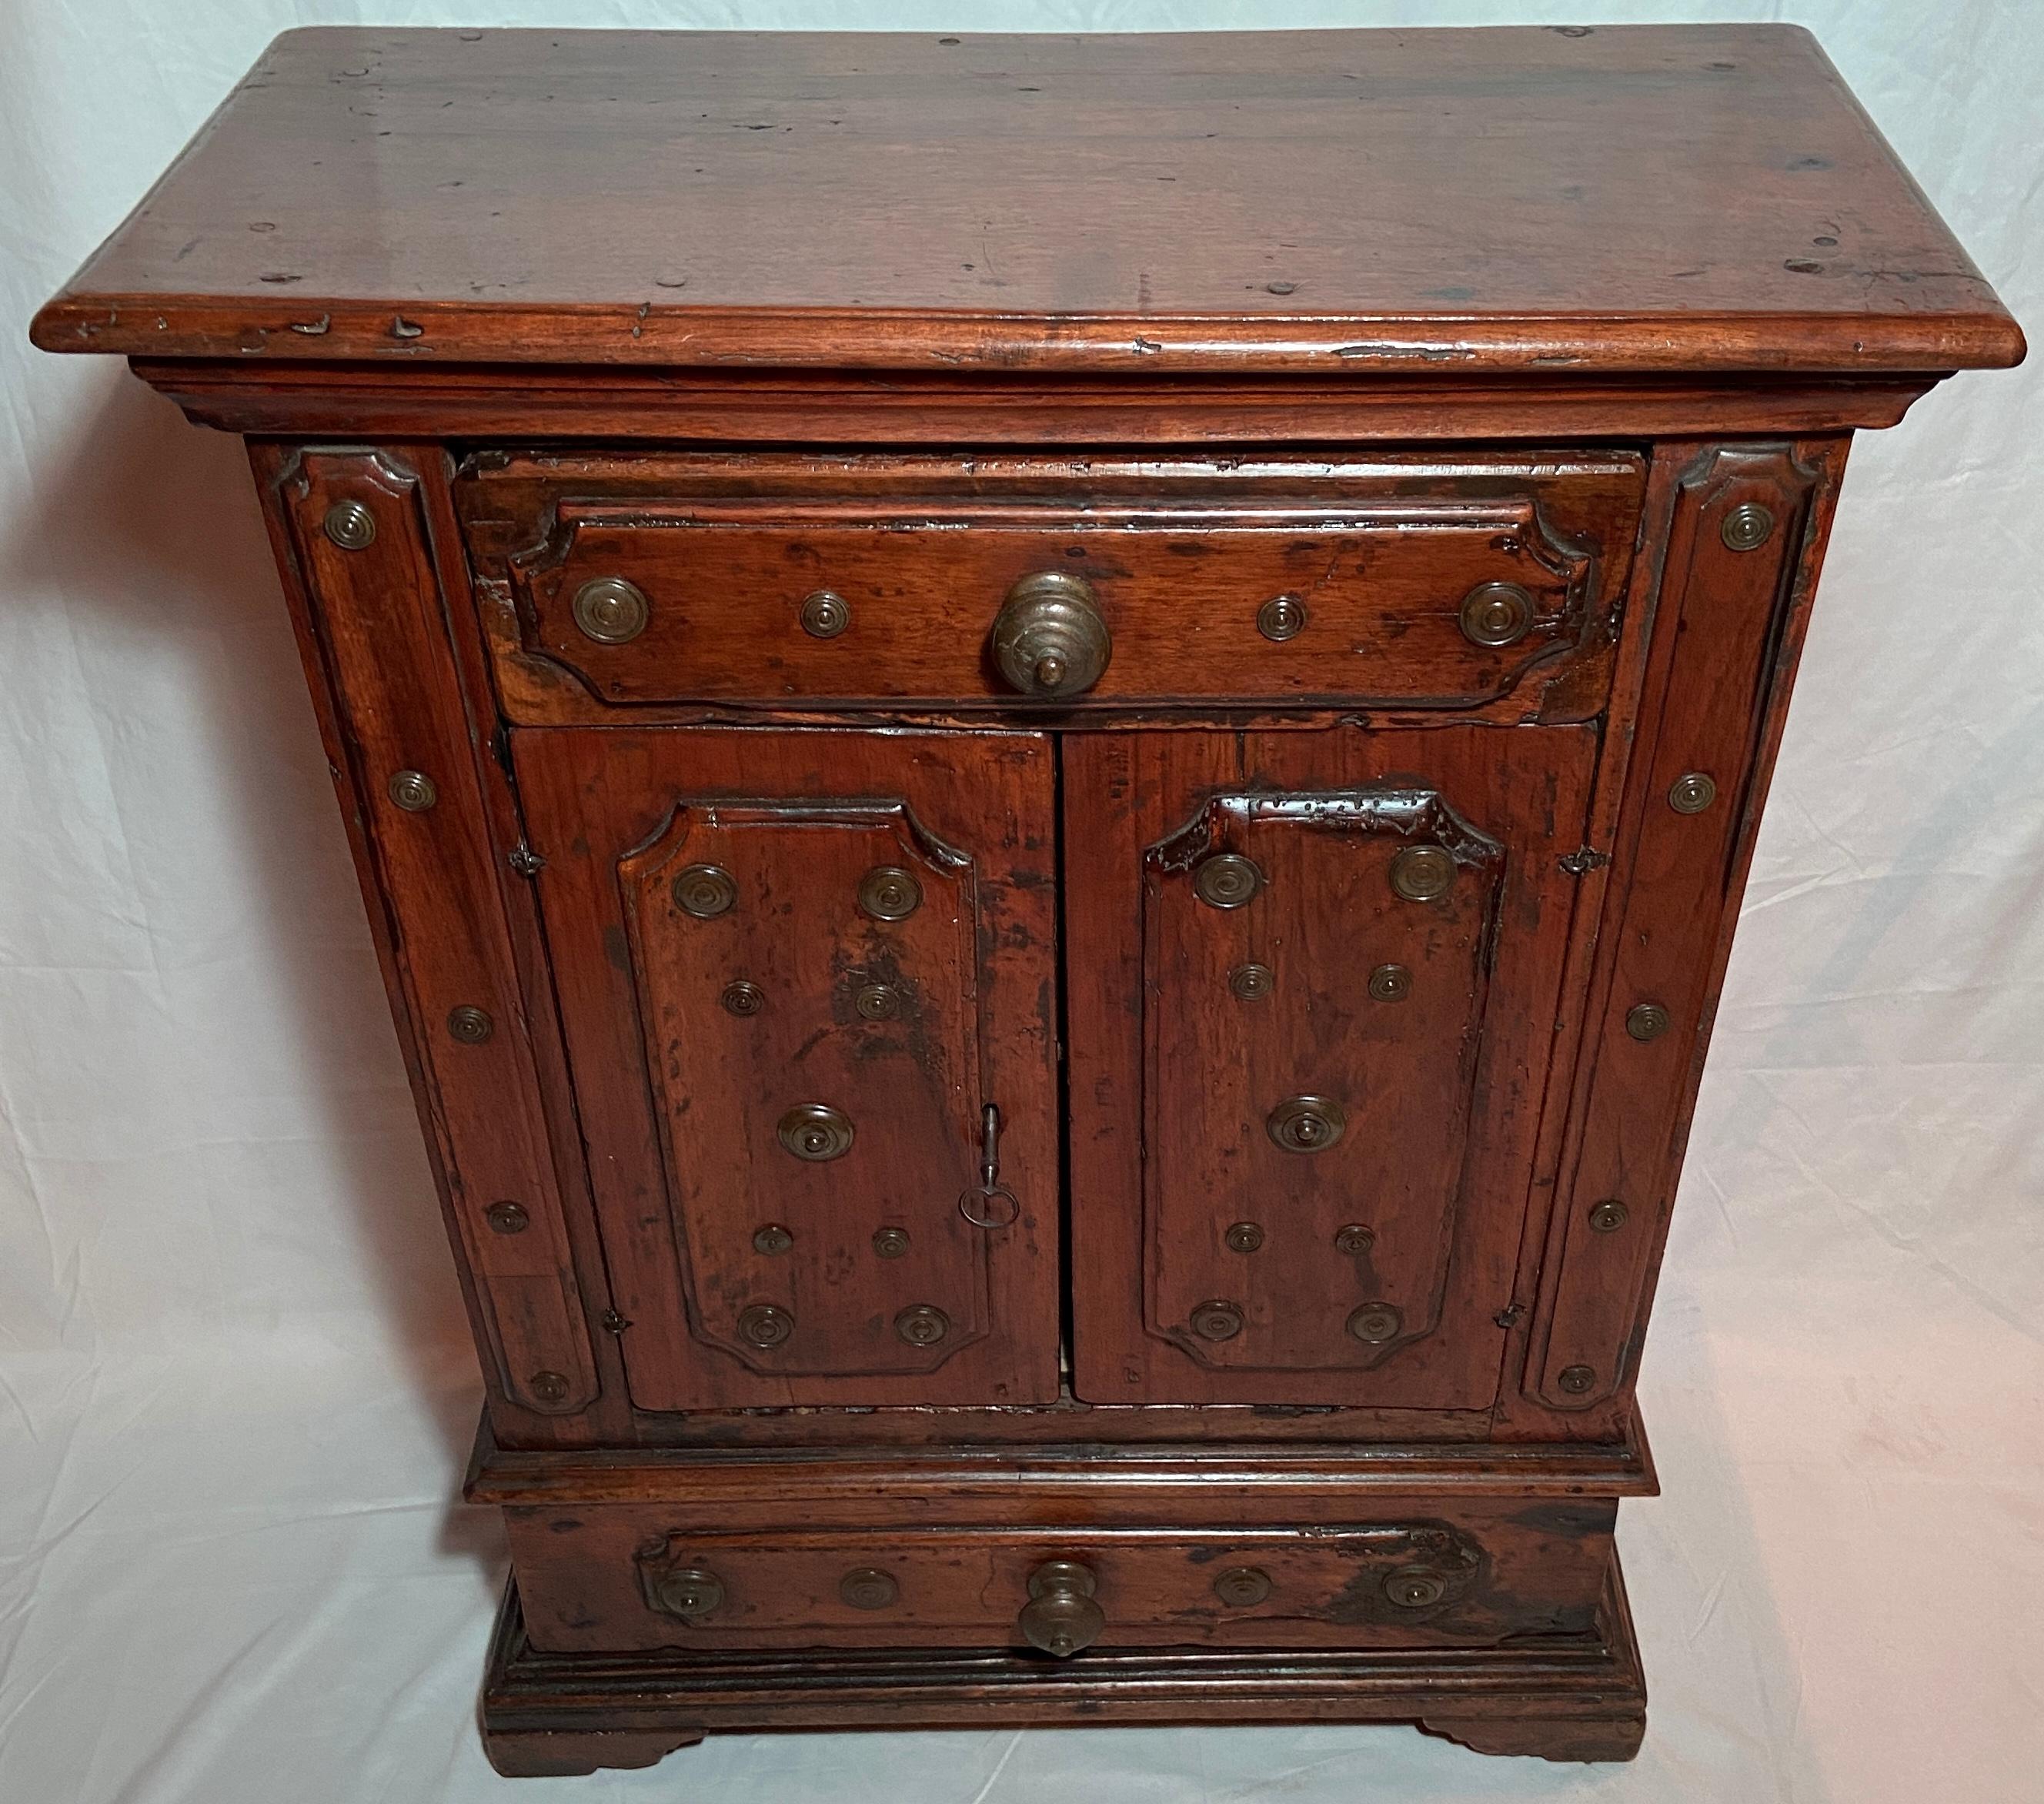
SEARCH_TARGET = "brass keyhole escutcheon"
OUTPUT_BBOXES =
[1194,852,1263,909]
[777,1103,854,1161]
[1256,593,1307,642]
[1267,1094,1347,1154]
[1017,1559,1105,1657]
[1190,1298,1245,1341]
[1212,1566,1273,1609]
[647,1565,726,1622]
[799,589,851,638]
[895,1303,950,1346]
[322,499,377,550]
[736,1303,794,1348]
[1458,580,1535,647]
[673,864,738,919]
[990,570,1113,697]
[840,1568,899,1611]
[1347,1301,1402,1344]
[571,575,650,643]
[1389,844,1455,903]
[858,865,922,920]
[1383,1565,1448,1610]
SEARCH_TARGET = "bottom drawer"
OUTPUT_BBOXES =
[506,1503,1615,1655]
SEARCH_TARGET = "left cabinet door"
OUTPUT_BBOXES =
[512,728,1060,1408]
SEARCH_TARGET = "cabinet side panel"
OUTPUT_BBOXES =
[249,443,601,1432]
[1521,438,1850,1414]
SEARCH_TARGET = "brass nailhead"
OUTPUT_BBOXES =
[1190,1299,1245,1341]
[736,1303,794,1348]
[1347,1301,1402,1344]
[1558,1363,1597,1395]
[1668,772,1718,815]
[1194,852,1263,910]
[446,1005,493,1044]
[673,864,738,919]
[570,576,650,644]
[386,769,437,812]
[799,590,852,638]
[1368,963,1412,1003]
[858,866,922,920]
[839,1568,898,1610]
[1721,502,1776,551]
[1625,1002,1672,1042]
[527,1370,569,1405]
[1224,1221,1264,1254]
[895,1304,950,1346]
[1256,593,1307,642]
[484,1201,529,1235]
[1458,580,1535,647]
[1388,844,1455,903]
[721,980,765,1017]
[1588,1200,1630,1233]
[1229,963,1274,1001]
[1212,1566,1273,1608]
[322,499,376,550]
[853,983,901,1020]
[752,1223,793,1254]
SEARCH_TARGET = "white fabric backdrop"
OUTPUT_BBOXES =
[2,3,2038,1800]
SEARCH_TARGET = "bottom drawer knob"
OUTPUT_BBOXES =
[1017,1558,1106,1657]
[646,1565,726,1622]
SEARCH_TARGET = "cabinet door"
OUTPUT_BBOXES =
[513,729,1059,1408]
[1065,727,1596,1408]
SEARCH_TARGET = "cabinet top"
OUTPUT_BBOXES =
[32,24,2022,377]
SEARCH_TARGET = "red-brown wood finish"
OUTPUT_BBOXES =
[33,22,2020,1775]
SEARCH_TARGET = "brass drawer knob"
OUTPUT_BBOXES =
[571,575,650,643]
[894,1303,950,1346]
[990,570,1112,697]
[322,499,377,550]
[386,768,437,812]
[1383,1565,1449,1610]
[1256,593,1307,641]
[1458,580,1535,647]
[777,1103,855,1161]
[1267,1094,1347,1154]
[1017,1558,1105,1657]
[1189,1298,1245,1341]
[799,589,851,638]
[1347,1301,1403,1344]
[646,1565,726,1622]
[857,865,922,920]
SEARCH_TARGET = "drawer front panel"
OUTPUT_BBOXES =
[506,1505,1616,1654]
[457,453,1645,718]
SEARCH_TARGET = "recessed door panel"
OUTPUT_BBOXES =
[1066,725,1598,1408]
[513,729,1059,1409]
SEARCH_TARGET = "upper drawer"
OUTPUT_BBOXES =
[455,452,1646,722]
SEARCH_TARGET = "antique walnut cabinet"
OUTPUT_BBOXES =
[35,24,2022,1774]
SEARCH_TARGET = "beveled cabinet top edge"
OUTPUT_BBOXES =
[32,24,2024,379]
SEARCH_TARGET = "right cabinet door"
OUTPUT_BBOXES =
[1066,725,1597,1408]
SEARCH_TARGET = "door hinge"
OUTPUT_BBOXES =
[1558,847,1610,876]
[508,842,546,877]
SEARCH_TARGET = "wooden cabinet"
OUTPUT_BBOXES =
[35,22,2020,1778]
